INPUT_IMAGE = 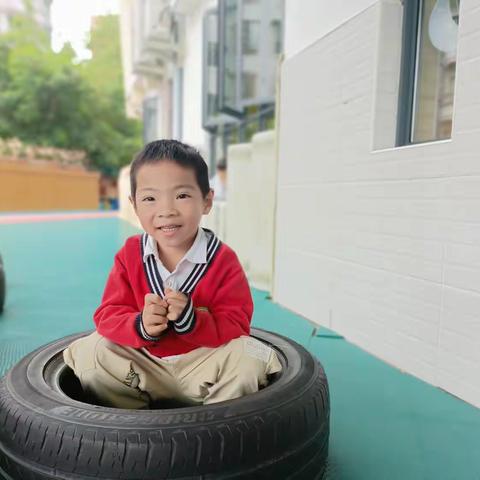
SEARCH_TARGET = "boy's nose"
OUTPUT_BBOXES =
[156,197,178,217]
[156,204,177,217]
[157,211,176,218]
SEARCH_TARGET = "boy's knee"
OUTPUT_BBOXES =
[223,336,282,376]
[63,332,112,374]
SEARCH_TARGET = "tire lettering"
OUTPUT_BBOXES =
[49,406,217,424]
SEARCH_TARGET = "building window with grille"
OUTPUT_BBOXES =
[218,0,284,115]
[203,0,283,162]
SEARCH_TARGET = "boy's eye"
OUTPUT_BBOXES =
[177,193,191,199]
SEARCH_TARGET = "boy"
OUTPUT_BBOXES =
[64,140,281,409]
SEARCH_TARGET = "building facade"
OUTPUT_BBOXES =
[119,0,284,170]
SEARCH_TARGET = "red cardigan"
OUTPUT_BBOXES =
[93,231,253,357]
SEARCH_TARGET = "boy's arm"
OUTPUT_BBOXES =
[94,250,158,348]
[171,255,252,348]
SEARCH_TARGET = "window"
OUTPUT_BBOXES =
[171,67,183,140]
[397,0,460,145]
[218,0,284,116]
[202,9,237,130]
[270,19,283,55]
[241,72,257,100]
[205,1,282,164]
[218,0,242,116]
[242,20,260,54]
[143,97,158,144]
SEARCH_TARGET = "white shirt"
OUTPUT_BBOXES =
[142,227,209,291]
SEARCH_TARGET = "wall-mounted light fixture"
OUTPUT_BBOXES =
[428,0,459,53]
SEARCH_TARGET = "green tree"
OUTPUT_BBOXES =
[0,12,142,177]
[81,15,124,97]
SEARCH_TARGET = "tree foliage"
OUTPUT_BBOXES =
[0,13,142,177]
[81,15,124,97]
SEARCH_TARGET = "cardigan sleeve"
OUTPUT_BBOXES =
[172,250,252,348]
[93,248,156,348]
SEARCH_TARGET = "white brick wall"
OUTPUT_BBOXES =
[275,0,480,407]
[284,0,378,60]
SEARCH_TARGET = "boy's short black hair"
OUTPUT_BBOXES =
[130,139,210,202]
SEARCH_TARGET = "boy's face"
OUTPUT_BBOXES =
[132,161,213,254]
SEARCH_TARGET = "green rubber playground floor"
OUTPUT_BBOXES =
[0,214,479,480]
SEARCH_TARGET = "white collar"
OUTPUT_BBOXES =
[141,228,221,296]
[142,228,208,265]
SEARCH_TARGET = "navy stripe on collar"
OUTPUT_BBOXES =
[181,233,221,293]
[141,229,222,298]
[142,233,165,297]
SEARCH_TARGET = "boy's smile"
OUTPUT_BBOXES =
[132,161,213,266]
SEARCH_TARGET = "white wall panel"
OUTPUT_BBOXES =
[275,0,480,407]
[284,0,379,59]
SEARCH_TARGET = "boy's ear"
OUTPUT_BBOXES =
[203,190,214,214]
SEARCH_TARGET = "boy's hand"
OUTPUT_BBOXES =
[142,293,168,337]
[164,288,189,322]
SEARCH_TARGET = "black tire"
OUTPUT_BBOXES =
[0,329,330,480]
[0,255,5,314]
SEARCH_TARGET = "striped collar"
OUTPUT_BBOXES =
[142,228,207,265]
[140,228,221,297]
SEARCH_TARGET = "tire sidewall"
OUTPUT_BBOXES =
[4,329,322,429]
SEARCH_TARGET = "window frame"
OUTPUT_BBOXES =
[396,0,422,146]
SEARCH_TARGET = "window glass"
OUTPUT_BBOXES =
[202,9,237,129]
[240,0,282,106]
[223,0,240,112]
[218,0,283,113]
[270,19,283,55]
[205,10,219,121]
[412,0,459,143]
[242,20,260,55]
[143,97,158,144]
[241,1,261,103]
[242,72,257,100]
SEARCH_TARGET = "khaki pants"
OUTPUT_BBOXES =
[63,332,282,409]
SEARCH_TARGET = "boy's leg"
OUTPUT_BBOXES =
[63,332,182,409]
[174,336,282,404]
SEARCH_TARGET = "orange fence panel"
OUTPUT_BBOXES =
[0,160,100,212]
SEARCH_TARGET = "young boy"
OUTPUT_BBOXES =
[64,139,281,409]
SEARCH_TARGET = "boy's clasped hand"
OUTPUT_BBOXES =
[142,288,188,337]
